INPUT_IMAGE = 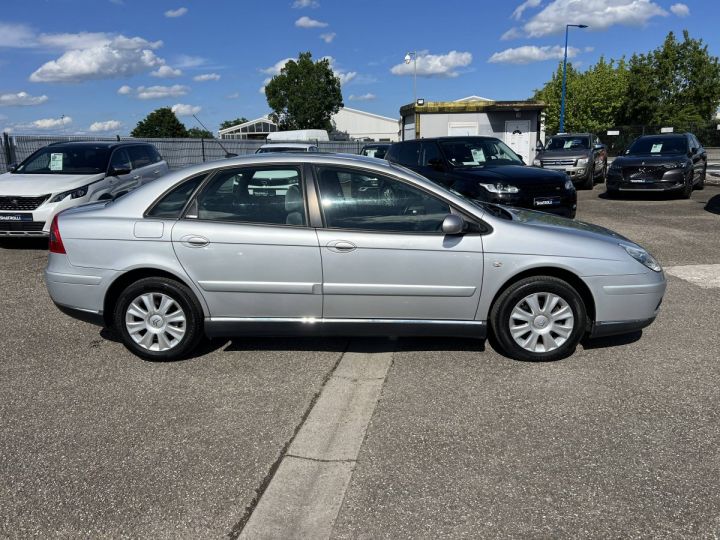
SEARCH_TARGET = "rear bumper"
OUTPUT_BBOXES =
[589,317,655,338]
[53,302,105,327]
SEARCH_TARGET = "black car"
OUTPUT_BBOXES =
[359,143,391,160]
[386,137,577,218]
[606,133,707,198]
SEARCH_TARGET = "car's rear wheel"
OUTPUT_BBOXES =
[490,276,587,361]
[114,277,203,361]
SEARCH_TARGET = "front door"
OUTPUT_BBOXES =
[314,165,484,321]
[172,165,322,318]
[505,120,531,164]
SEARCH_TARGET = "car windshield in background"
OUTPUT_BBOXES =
[546,136,589,150]
[257,146,314,153]
[362,147,387,159]
[627,137,688,155]
[14,146,111,175]
[439,139,523,168]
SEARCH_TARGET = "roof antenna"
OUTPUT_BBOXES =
[192,114,237,158]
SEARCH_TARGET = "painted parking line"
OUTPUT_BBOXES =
[665,264,720,289]
[238,343,393,540]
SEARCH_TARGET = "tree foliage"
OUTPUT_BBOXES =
[131,107,188,138]
[187,127,214,138]
[219,117,249,130]
[264,52,343,131]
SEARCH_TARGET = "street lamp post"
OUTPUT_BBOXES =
[404,51,417,105]
[559,24,588,133]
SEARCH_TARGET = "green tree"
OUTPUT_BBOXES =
[131,107,188,138]
[264,52,343,131]
[219,117,249,130]
[187,127,214,138]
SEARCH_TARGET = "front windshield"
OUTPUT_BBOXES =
[439,138,523,168]
[545,136,589,150]
[627,136,688,155]
[14,145,111,175]
[362,147,387,159]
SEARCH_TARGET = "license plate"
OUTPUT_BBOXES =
[534,196,561,207]
[629,178,650,183]
[0,213,32,221]
[251,188,275,196]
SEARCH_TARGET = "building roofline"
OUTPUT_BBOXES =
[218,116,274,134]
[338,106,398,123]
[399,99,546,116]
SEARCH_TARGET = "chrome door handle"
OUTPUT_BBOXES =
[326,240,356,253]
[133,175,141,180]
[153,170,161,175]
[180,235,210,248]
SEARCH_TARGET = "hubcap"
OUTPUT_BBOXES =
[125,292,187,352]
[509,292,574,353]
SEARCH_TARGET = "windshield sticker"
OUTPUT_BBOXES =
[563,140,573,149]
[49,153,64,171]
[650,143,663,153]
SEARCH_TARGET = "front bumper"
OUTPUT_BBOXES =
[486,191,577,218]
[606,170,687,191]
[0,197,91,236]
[544,164,589,183]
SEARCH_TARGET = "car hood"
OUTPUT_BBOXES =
[538,149,589,160]
[450,165,566,185]
[612,155,689,167]
[0,172,105,196]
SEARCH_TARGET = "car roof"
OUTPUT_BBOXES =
[46,141,150,150]
[394,136,502,143]
[635,133,687,139]
[550,133,592,137]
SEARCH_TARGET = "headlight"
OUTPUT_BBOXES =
[576,158,589,167]
[564,178,575,191]
[663,161,687,169]
[478,183,519,194]
[533,158,542,167]
[620,243,662,272]
[50,185,90,203]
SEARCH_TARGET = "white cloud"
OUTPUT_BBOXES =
[512,0,542,20]
[295,16,328,28]
[165,7,188,17]
[349,93,376,101]
[261,58,293,75]
[89,120,122,132]
[151,65,182,78]
[670,3,690,17]
[226,92,240,99]
[0,91,48,106]
[118,84,189,99]
[0,22,37,48]
[520,0,668,38]
[37,32,111,50]
[174,54,207,68]
[172,103,201,116]
[29,35,165,82]
[292,0,319,7]
[194,73,221,81]
[323,56,357,85]
[501,27,523,40]
[320,32,336,43]
[32,116,72,129]
[489,45,580,64]
[390,50,473,78]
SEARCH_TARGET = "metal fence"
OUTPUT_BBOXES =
[0,134,369,173]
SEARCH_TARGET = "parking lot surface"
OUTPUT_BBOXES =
[1,186,719,538]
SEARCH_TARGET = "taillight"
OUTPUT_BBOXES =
[49,215,66,254]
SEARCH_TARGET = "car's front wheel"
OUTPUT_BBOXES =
[114,277,204,361]
[490,276,587,361]
[696,164,706,190]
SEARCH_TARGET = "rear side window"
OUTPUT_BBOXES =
[391,142,421,166]
[147,174,207,218]
[129,146,153,169]
[420,142,442,166]
[147,145,163,163]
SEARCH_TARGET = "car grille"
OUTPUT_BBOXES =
[0,221,45,232]
[542,159,576,166]
[0,195,50,211]
[623,166,665,180]
[522,181,566,196]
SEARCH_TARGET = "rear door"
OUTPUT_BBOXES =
[129,145,165,186]
[171,164,322,318]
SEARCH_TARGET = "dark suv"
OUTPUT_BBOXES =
[606,133,707,198]
[533,133,607,190]
[386,137,577,218]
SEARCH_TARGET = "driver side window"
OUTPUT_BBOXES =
[316,166,450,233]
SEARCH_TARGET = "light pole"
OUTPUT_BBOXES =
[404,51,417,105]
[559,23,588,133]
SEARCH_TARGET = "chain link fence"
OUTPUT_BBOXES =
[0,134,368,173]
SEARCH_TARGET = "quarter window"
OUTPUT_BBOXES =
[128,146,153,169]
[195,167,305,226]
[316,166,450,233]
[147,174,208,218]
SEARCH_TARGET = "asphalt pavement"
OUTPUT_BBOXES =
[1,185,719,538]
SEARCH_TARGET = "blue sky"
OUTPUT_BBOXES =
[0,0,717,135]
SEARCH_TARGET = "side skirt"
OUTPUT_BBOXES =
[205,317,487,339]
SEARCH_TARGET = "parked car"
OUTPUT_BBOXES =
[359,143,391,159]
[0,141,168,237]
[386,137,577,218]
[46,153,665,362]
[533,133,607,190]
[605,133,707,198]
[256,143,319,153]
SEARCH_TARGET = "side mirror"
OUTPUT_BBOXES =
[225,152,238,158]
[441,214,465,235]
[535,141,544,151]
[427,158,445,171]
[690,147,698,156]
[108,166,131,177]
[593,143,605,151]
[7,162,18,172]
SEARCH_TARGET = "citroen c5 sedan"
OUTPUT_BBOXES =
[46,153,666,362]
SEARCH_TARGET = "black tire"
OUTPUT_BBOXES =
[490,276,587,362]
[113,277,204,361]
[597,162,607,184]
[680,175,693,199]
[580,164,594,190]
[605,188,619,199]
[696,164,706,190]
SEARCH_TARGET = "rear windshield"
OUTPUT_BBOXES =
[14,145,111,175]
[627,136,688,155]
[546,136,589,150]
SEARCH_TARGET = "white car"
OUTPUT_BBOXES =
[0,141,168,237]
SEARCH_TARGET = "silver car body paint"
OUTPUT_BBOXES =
[45,153,666,338]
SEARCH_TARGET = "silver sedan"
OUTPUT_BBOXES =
[45,153,666,362]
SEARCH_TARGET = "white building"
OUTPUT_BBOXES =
[218,107,399,142]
